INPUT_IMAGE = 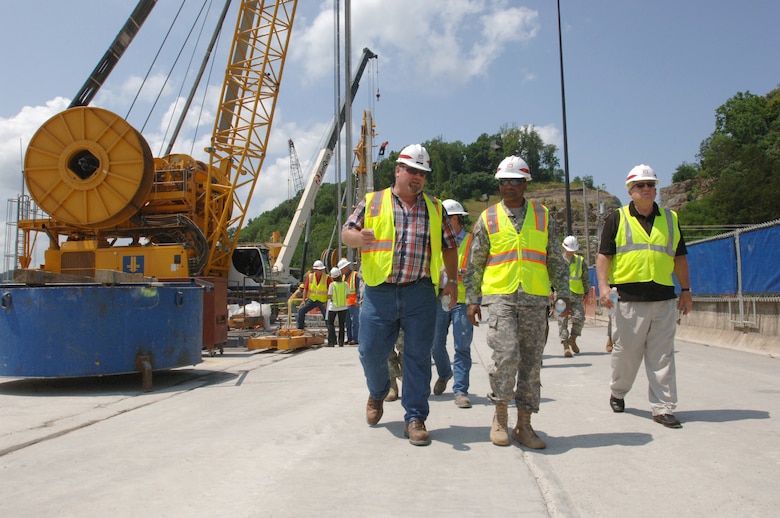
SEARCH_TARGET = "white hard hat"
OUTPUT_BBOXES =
[396,144,432,172]
[496,155,532,180]
[330,267,341,278]
[313,260,326,270]
[442,199,468,216]
[337,258,351,269]
[562,235,579,252]
[625,164,658,188]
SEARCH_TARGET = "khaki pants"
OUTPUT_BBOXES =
[610,298,678,415]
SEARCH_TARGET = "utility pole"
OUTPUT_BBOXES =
[557,0,573,236]
[583,182,589,264]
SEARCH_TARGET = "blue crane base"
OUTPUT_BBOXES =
[0,283,204,381]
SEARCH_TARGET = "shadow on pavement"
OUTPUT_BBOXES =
[0,369,238,397]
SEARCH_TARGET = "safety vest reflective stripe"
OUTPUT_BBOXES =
[485,205,500,234]
[486,249,519,266]
[522,250,547,264]
[530,202,546,231]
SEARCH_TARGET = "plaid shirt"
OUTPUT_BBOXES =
[344,189,458,285]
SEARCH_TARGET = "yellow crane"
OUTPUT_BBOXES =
[20,0,298,282]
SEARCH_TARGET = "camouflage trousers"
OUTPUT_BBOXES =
[558,295,585,340]
[485,302,547,412]
[387,328,404,379]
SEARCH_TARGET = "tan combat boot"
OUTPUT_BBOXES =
[385,378,399,402]
[606,337,613,353]
[490,403,511,446]
[512,408,547,449]
[562,339,573,358]
[570,335,580,354]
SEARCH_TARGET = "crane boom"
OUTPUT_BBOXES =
[204,0,298,278]
[69,0,158,108]
[273,47,377,276]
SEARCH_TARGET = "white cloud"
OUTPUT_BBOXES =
[292,0,539,86]
[0,1,547,271]
[530,123,563,149]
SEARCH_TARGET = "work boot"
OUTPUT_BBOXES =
[512,408,547,449]
[562,339,573,358]
[366,396,384,426]
[489,403,511,446]
[433,374,452,395]
[606,337,613,353]
[569,335,580,354]
[385,378,399,402]
[404,420,431,446]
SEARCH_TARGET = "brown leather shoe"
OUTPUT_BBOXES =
[433,374,452,395]
[366,396,384,426]
[404,420,431,446]
[653,413,682,429]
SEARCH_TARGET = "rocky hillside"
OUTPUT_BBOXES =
[660,177,716,212]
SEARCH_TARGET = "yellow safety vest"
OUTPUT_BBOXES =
[361,188,444,288]
[456,233,473,303]
[480,202,550,296]
[610,205,680,286]
[330,280,347,307]
[307,271,328,302]
[569,254,585,295]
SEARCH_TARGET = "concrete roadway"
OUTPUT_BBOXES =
[0,313,778,517]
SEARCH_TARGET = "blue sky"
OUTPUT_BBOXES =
[1,0,778,262]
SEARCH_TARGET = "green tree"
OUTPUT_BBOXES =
[672,162,699,183]
[680,86,780,226]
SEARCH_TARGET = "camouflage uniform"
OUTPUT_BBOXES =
[558,254,590,341]
[464,200,570,412]
[387,328,404,380]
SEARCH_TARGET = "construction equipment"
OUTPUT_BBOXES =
[272,47,377,279]
[3,1,299,381]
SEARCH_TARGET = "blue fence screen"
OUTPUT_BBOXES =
[588,220,780,297]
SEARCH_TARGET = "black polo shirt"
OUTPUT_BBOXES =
[598,202,687,302]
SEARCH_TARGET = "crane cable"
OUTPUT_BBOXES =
[138,0,211,133]
[158,0,217,156]
[124,0,187,122]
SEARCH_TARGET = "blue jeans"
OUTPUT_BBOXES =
[431,302,474,395]
[358,280,437,423]
[296,299,327,329]
[346,304,360,342]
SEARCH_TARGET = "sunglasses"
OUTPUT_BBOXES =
[499,178,527,186]
[633,182,656,189]
[400,164,428,177]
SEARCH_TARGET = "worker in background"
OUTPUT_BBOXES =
[597,164,693,429]
[325,267,348,347]
[342,143,459,447]
[431,199,475,409]
[296,260,329,330]
[465,155,570,449]
[338,258,361,345]
[559,235,590,358]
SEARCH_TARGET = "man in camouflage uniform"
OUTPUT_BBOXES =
[465,155,570,449]
[385,329,403,401]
